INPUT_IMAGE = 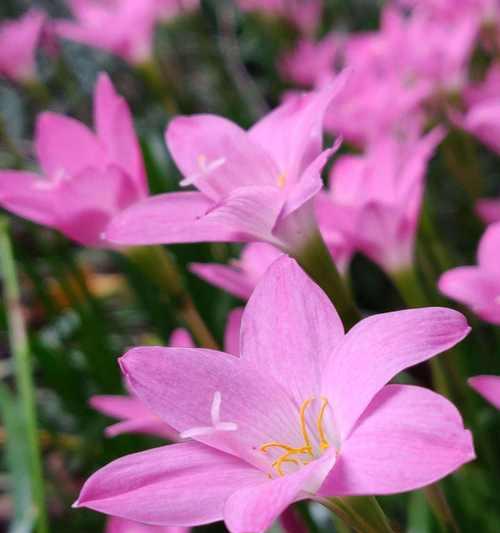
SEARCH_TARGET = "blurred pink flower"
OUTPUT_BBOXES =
[55,0,165,64]
[0,73,147,247]
[0,9,46,83]
[476,198,500,224]
[237,0,321,35]
[190,243,283,300]
[107,515,188,533]
[91,313,242,439]
[319,127,445,274]
[439,222,500,325]
[468,375,500,409]
[75,257,473,531]
[107,75,347,256]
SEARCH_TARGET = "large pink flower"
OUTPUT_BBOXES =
[317,127,444,274]
[75,257,473,532]
[0,9,46,83]
[0,73,147,247]
[439,222,500,325]
[106,515,188,533]
[107,75,347,255]
[469,375,500,409]
[91,316,242,438]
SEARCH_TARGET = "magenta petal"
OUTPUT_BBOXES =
[224,456,333,533]
[319,384,475,496]
[469,375,500,409]
[75,442,264,526]
[323,307,470,440]
[189,263,255,300]
[478,221,500,275]
[168,328,194,348]
[119,346,299,467]
[106,515,189,533]
[94,72,148,196]
[476,198,500,224]
[0,170,58,226]
[241,256,344,405]
[224,308,243,356]
[35,112,105,178]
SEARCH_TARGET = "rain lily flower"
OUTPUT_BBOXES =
[439,222,500,324]
[468,375,500,409]
[91,313,242,439]
[107,74,347,258]
[0,73,147,247]
[107,515,188,533]
[0,9,46,83]
[319,127,445,275]
[55,0,163,64]
[190,243,283,300]
[75,257,474,532]
[460,98,500,154]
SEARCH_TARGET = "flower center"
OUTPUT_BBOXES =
[259,397,331,477]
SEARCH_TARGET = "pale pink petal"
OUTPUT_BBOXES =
[0,171,58,226]
[189,263,255,300]
[106,515,189,533]
[94,73,148,196]
[241,256,344,405]
[323,308,470,440]
[120,347,301,468]
[224,308,243,356]
[469,375,500,409]
[477,221,500,275]
[249,73,348,182]
[35,112,105,178]
[165,115,279,200]
[319,384,475,495]
[107,187,284,246]
[438,267,500,325]
[168,328,194,348]
[105,418,177,440]
[224,453,335,533]
[75,442,264,526]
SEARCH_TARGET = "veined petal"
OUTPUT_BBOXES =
[241,257,344,406]
[106,515,189,533]
[35,112,105,178]
[224,308,243,356]
[189,262,255,300]
[469,375,500,409]
[120,346,301,468]
[0,170,58,226]
[75,442,264,526]
[165,114,279,200]
[94,73,148,196]
[224,452,335,533]
[319,385,475,496]
[322,308,470,440]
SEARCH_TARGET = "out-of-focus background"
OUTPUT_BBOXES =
[1,1,500,532]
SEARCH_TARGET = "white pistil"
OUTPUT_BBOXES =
[180,391,238,439]
[180,154,226,187]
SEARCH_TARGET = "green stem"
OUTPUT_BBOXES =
[423,484,461,533]
[0,217,48,533]
[292,231,361,330]
[123,246,218,349]
[318,496,395,533]
[136,60,178,114]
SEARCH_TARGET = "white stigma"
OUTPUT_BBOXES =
[180,391,238,439]
[180,154,226,187]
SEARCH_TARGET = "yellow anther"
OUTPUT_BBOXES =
[299,397,314,454]
[277,173,287,189]
[317,397,330,451]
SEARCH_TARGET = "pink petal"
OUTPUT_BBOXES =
[224,454,334,533]
[319,384,475,496]
[94,73,148,196]
[476,198,500,224]
[478,221,500,275]
[105,418,177,440]
[241,256,344,406]
[168,328,194,348]
[35,112,105,178]
[119,346,300,468]
[189,263,255,300]
[469,375,500,409]
[323,308,470,440]
[106,515,189,533]
[0,170,58,226]
[75,442,264,526]
[165,115,279,200]
[249,72,348,182]
[107,187,284,246]
[224,308,243,356]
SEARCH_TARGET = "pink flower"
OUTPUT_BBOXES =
[107,515,188,533]
[476,198,500,224]
[75,257,473,532]
[91,313,242,438]
[55,0,162,64]
[0,9,46,83]
[439,222,500,325]
[107,75,347,256]
[319,127,445,274]
[468,375,500,409]
[190,243,283,300]
[0,73,147,247]
[460,99,500,155]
